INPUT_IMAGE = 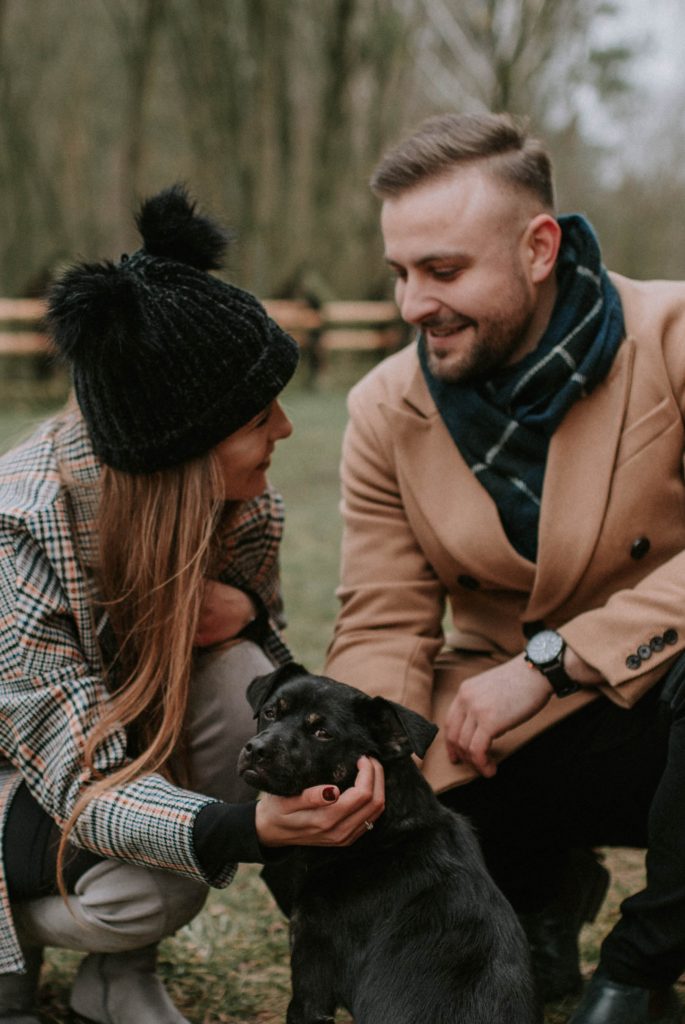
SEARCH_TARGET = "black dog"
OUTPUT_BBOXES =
[238,663,540,1024]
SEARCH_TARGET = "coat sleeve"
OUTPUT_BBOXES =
[325,385,446,718]
[0,526,233,887]
[560,552,685,706]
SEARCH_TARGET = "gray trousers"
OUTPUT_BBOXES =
[13,641,273,955]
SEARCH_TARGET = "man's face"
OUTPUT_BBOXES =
[381,166,544,383]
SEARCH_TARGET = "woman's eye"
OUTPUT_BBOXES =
[314,727,333,740]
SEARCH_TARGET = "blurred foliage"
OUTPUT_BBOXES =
[0,0,682,303]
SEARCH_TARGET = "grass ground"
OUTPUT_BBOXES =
[0,364,657,1022]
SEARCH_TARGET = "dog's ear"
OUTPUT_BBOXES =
[364,696,438,761]
[246,661,308,716]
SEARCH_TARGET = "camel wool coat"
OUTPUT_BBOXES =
[325,274,685,793]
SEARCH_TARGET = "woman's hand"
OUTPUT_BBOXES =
[194,580,256,647]
[255,755,385,847]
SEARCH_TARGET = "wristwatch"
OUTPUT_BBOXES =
[524,629,581,698]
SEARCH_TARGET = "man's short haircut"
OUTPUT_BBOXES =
[370,112,555,210]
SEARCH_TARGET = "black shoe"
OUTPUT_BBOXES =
[568,968,682,1023]
[519,848,610,1003]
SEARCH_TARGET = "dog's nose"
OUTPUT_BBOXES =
[242,738,266,763]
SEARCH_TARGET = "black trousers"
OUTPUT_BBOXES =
[3,783,102,899]
[439,668,685,989]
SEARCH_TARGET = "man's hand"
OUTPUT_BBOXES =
[444,653,553,777]
[194,580,256,647]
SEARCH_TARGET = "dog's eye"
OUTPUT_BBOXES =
[314,727,333,740]
[262,706,277,721]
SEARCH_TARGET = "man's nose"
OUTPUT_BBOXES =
[397,278,441,326]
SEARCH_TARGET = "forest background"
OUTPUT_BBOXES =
[1,2,684,1021]
[1,0,684,304]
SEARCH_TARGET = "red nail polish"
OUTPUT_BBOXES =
[323,787,337,802]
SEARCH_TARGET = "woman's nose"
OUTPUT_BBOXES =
[272,401,294,441]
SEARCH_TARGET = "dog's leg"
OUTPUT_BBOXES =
[286,931,337,1024]
[286,1002,334,1024]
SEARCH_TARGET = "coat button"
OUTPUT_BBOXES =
[626,654,642,670]
[457,574,480,591]
[637,644,652,661]
[650,635,665,652]
[630,537,650,560]
[664,628,678,645]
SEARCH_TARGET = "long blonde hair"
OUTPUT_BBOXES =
[59,451,226,887]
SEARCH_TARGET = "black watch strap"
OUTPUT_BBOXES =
[542,662,581,698]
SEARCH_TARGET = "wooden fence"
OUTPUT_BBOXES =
[0,298,408,383]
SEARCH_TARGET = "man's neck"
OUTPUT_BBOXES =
[515,272,559,364]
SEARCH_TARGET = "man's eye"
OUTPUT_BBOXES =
[314,727,333,740]
[432,267,459,280]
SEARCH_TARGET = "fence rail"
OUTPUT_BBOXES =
[0,297,407,380]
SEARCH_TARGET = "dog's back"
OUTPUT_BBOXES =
[292,773,539,1023]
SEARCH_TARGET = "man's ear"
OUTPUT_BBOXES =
[364,696,438,761]
[524,213,561,285]
[246,661,308,716]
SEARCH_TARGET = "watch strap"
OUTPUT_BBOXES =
[542,661,581,698]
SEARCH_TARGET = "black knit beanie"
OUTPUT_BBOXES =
[46,185,299,473]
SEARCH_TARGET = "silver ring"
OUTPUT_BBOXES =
[363,819,374,831]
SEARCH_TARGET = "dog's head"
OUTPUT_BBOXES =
[237,663,438,796]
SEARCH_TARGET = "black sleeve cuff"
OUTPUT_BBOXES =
[193,800,291,882]
[193,801,263,880]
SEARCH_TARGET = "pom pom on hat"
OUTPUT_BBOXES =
[47,185,299,473]
[136,184,229,270]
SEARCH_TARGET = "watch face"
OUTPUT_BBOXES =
[526,629,564,666]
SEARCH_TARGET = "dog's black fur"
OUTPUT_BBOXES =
[238,663,540,1024]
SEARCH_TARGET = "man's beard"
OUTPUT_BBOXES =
[425,298,535,385]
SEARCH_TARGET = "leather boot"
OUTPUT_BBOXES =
[0,949,42,1023]
[70,944,189,1024]
[568,968,682,1024]
[519,848,610,1002]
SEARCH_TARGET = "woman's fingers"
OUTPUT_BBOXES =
[255,756,385,848]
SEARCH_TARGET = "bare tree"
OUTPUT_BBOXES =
[416,0,632,128]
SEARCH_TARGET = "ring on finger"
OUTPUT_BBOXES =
[363,819,374,832]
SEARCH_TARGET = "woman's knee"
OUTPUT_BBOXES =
[75,860,208,947]
[182,640,275,801]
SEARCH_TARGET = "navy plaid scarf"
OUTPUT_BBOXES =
[419,214,624,562]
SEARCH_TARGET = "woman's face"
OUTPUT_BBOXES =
[214,400,293,499]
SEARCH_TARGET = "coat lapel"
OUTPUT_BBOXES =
[380,361,535,591]
[526,337,635,620]
[379,339,633,608]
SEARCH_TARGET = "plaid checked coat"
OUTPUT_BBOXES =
[0,410,290,971]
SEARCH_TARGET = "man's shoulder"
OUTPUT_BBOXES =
[611,273,685,334]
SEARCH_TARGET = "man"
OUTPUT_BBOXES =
[325,112,685,1024]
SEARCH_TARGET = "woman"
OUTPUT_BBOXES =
[0,186,384,1024]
